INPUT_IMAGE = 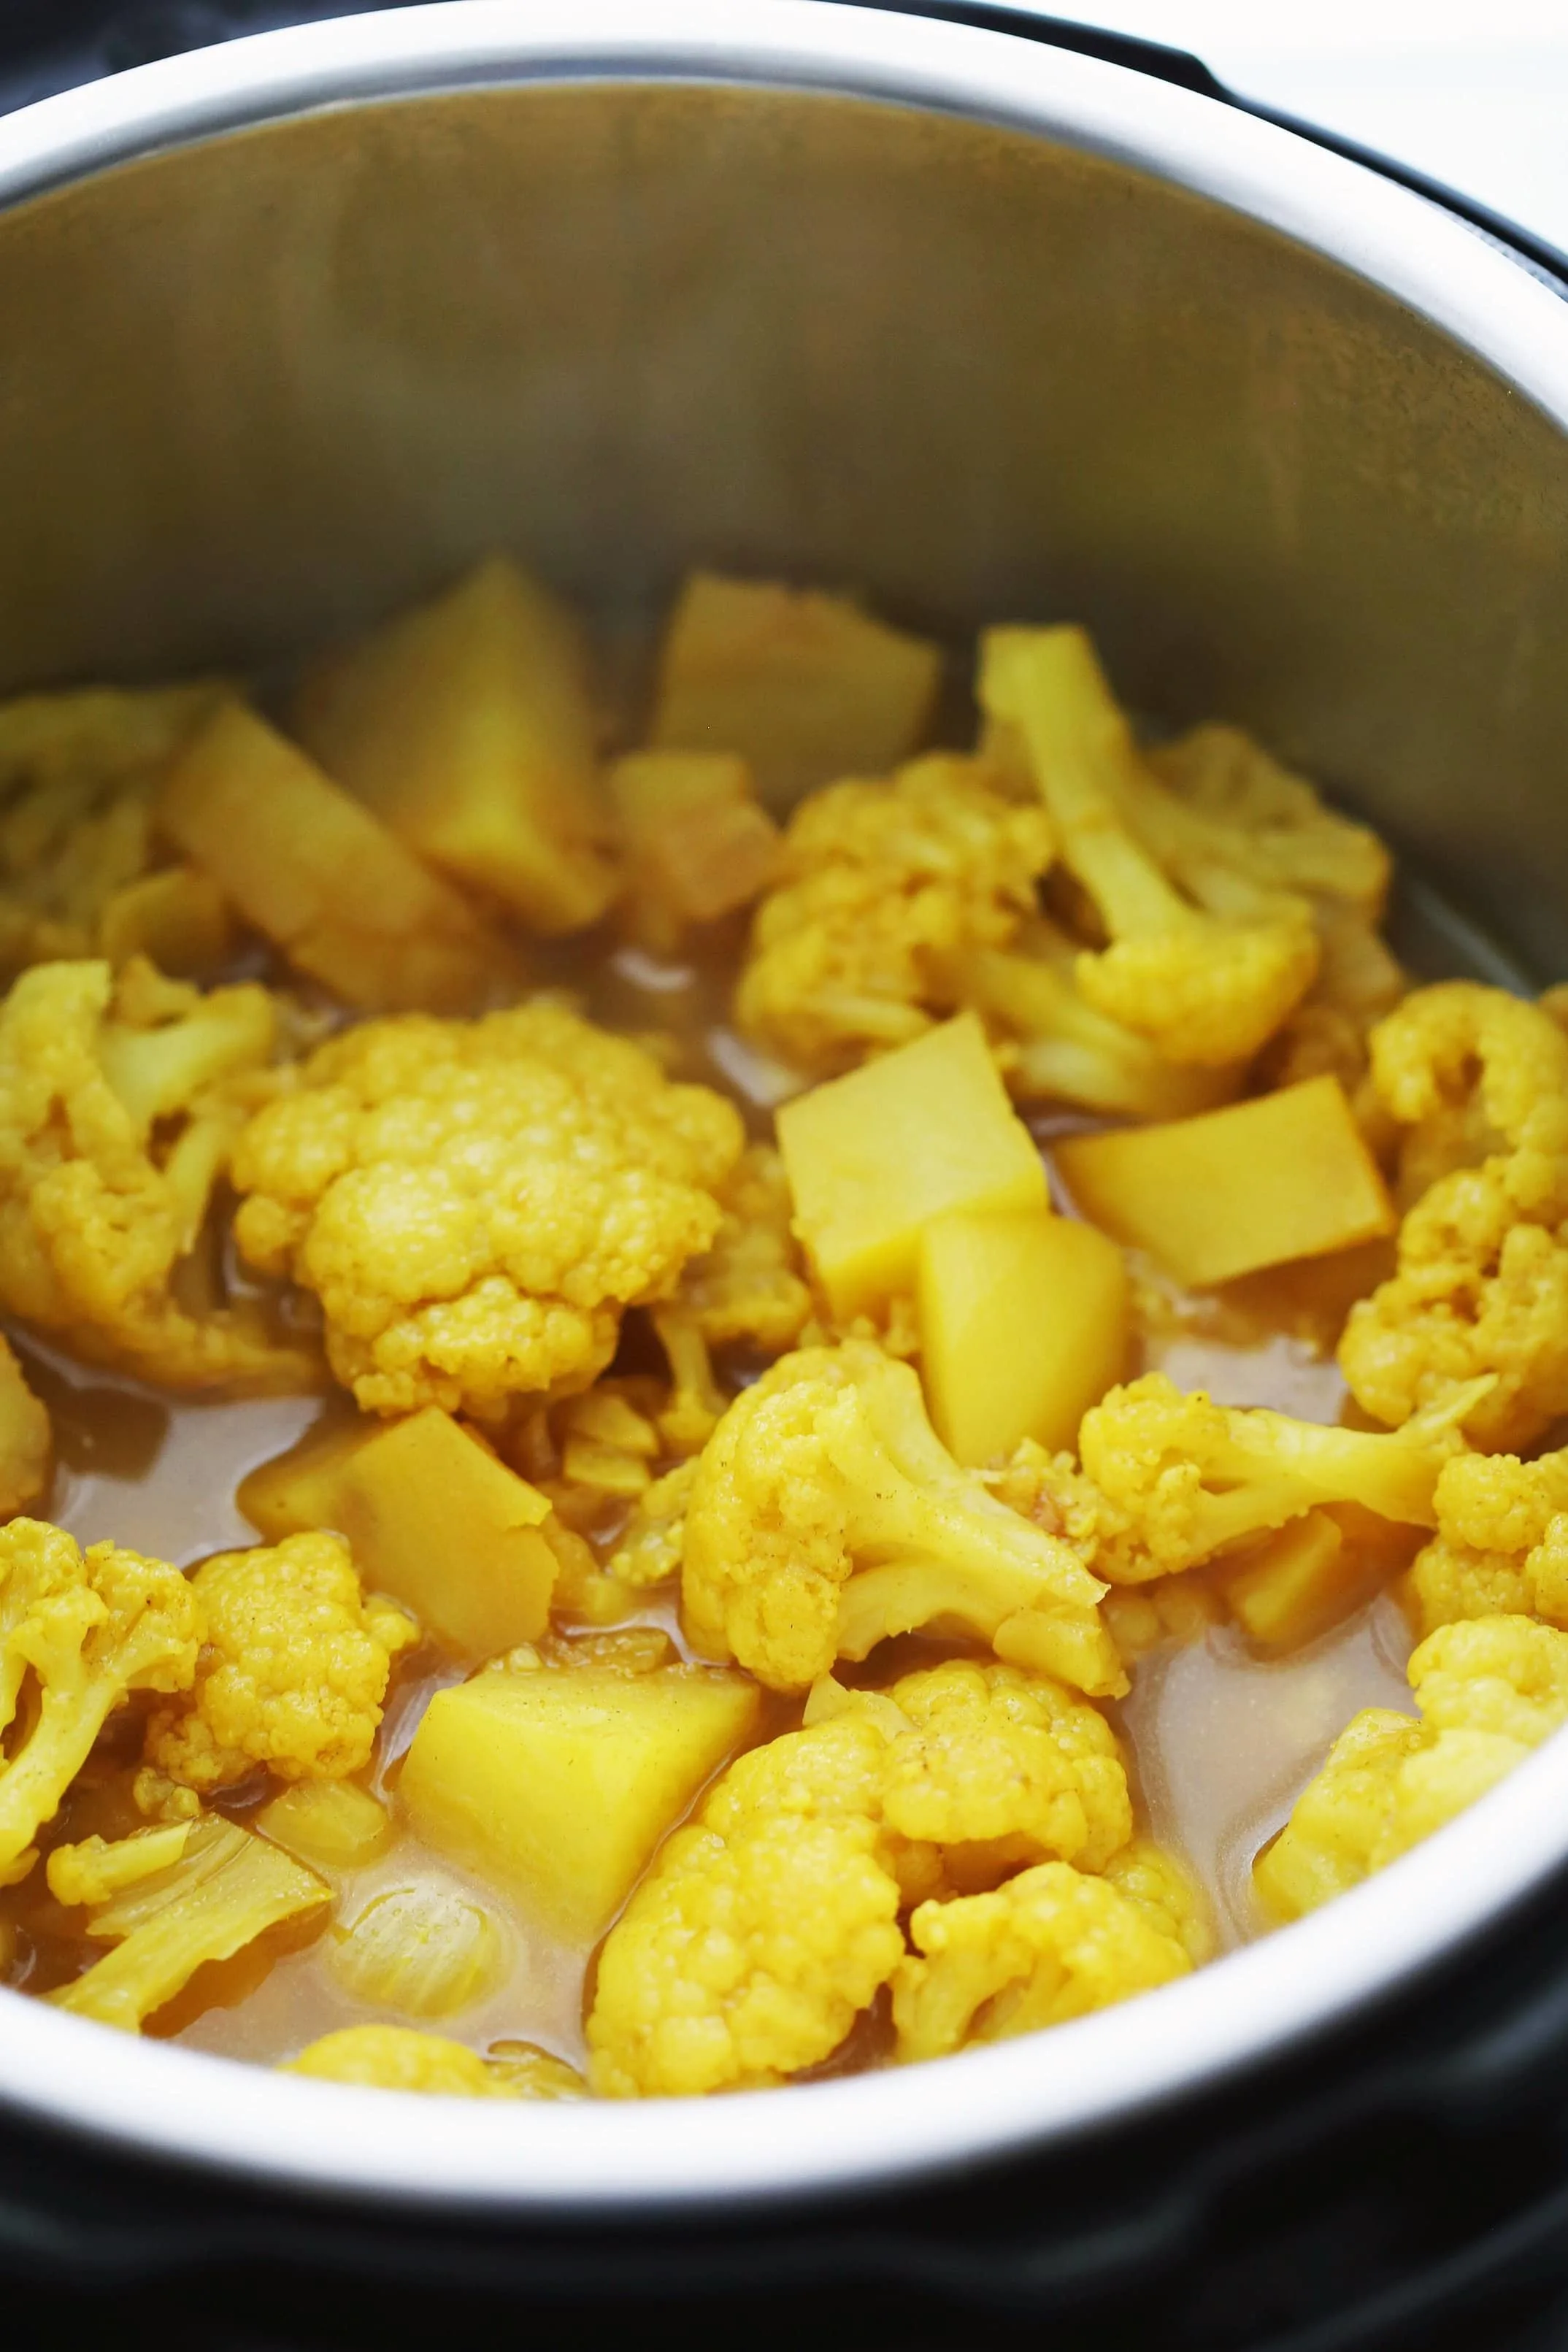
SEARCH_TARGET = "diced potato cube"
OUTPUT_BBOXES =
[1053,1076,1394,1288]
[1222,1504,1418,1650]
[158,701,518,1013]
[650,573,941,810]
[918,1206,1128,1463]
[400,1665,761,1938]
[778,1013,1047,1317]
[609,750,783,952]
[293,557,617,935]
[98,866,232,975]
[239,1407,559,1659]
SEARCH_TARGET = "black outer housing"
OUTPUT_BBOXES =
[1,7,1567,2345]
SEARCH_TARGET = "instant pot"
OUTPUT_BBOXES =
[2,4,1568,2344]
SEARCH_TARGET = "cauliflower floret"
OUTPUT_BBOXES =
[979,629,1319,1067]
[587,1716,909,2098]
[1255,1613,1568,1921]
[1143,723,1391,919]
[0,1336,49,1519]
[891,1858,1194,2064]
[1072,1372,1440,1584]
[47,1813,330,2031]
[1404,1445,1568,1637]
[669,1143,813,1355]
[0,958,315,1391]
[681,1339,1122,1698]
[875,1659,1131,1884]
[0,683,225,980]
[0,1519,202,1882]
[1101,1837,1215,1965]
[959,922,1241,1121]
[1339,984,1568,1451]
[143,1531,417,1795]
[286,2025,509,2096]
[607,1457,701,1590]
[735,756,1055,1075]
[231,996,745,1419]
[1258,900,1407,1101]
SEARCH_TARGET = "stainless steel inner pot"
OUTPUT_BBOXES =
[1,0,1567,2218]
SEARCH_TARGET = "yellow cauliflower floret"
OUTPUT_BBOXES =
[144,1531,416,1795]
[285,2025,511,2097]
[231,996,745,1419]
[681,1339,1120,1698]
[587,1716,908,2098]
[1143,723,1391,919]
[735,755,1055,1075]
[0,683,225,979]
[1101,1837,1215,1965]
[0,1518,201,1883]
[0,1335,49,1518]
[1340,984,1568,1452]
[670,1143,813,1354]
[1404,1445,1568,1637]
[891,1859,1194,2064]
[1256,1613,1568,1921]
[878,1659,1131,1883]
[979,629,1319,1067]
[0,958,315,1391]
[1074,1372,1439,1584]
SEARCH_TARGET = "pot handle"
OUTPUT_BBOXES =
[831,0,1568,296]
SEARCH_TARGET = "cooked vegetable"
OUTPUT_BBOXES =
[1072,1372,1439,1584]
[892,1857,1194,2063]
[0,958,314,1391]
[231,996,744,1418]
[294,557,618,936]
[328,1879,505,2018]
[1256,1615,1568,1921]
[0,1521,201,1883]
[777,1012,1048,1318]
[609,750,782,953]
[681,1338,1122,1698]
[917,1205,1128,1464]
[980,628,1319,1066]
[1402,1443,1568,1638]
[0,682,226,979]
[242,1407,561,1658]
[1218,1509,1393,1651]
[49,1815,330,2030]
[587,1715,908,2097]
[669,1142,813,1353]
[0,1337,50,1519]
[1054,1075,1396,1291]
[650,573,941,808]
[285,2024,512,2096]
[735,754,1054,1073]
[1338,983,1568,1450]
[255,1779,393,1871]
[143,1532,416,1796]
[400,1661,761,1940]
[158,701,519,1013]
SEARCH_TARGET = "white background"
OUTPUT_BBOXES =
[1045,0,1568,256]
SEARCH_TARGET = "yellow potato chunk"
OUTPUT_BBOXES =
[609,750,783,953]
[158,701,518,1013]
[293,557,617,935]
[239,1407,560,1660]
[1054,1075,1394,1288]
[1221,1504,1415,1651]
[650,573,941,809]
[778,1013,1048,1318]
[400,1664,761,1940]
[918,1207,1129,1464]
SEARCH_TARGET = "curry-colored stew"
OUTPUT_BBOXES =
[1,559,1564,2101]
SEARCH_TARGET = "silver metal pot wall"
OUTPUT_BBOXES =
[1,0,1567,2219]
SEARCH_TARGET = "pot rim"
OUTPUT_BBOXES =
[3,0,1568,2215]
